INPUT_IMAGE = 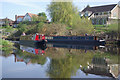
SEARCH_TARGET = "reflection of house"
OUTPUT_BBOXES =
[13,53,31,65]
[13,13,37,27]
[20,45,45,55]
[0,17,14,27]
[81,57,119,78]
[80,2,120,25]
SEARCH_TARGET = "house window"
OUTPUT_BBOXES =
[96,19,99,25]
[103,19,106,24]
[95,13,98,16]
[91,19,94,24]
[113,13,116,17]
[98,12,102,15]
[85,12,88,16]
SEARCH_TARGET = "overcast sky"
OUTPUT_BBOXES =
[0,0,119,21]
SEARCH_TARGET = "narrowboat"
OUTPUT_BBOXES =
[20,33,46,47]
[45,36,105,46]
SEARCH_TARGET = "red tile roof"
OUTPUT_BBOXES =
[15,15,24,21]
[27,13,37,18]
[17,16,24,19]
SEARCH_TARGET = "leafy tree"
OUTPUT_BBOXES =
[17,23,28,33]
[47,1,94,35]
[36,22,44,33]
[47,1,77,26]
[38,12,47,20]
[72,16,94,35]
[32,15,47,22]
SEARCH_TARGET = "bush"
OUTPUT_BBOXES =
[108,23,118,32]
[40,23,69,36]
[72,16,94,35]
[17,23,28,33]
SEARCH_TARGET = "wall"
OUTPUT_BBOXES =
[22,13,31,21]
[17,17,23,22]
[111,5,120,19]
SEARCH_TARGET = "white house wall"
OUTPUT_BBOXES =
[22,13,32,21]
[111,5,120,19]
[17,17,23,22]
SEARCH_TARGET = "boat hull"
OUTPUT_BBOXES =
[20,40,46,47]
[46,36,105,46]
[47,40,105,46]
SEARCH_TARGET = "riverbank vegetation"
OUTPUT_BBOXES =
[95,20,119,42]
[0,39,14,57]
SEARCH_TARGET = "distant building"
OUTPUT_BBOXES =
[13,13,38,27]
[15,15,24,23]
[0,17,14,27]
[22,13,37,21]
[13,15,24,27]
[80,2,120,25]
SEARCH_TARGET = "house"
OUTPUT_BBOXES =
[22,13,37,21]
[0,17,14,27]
[13,13,38,27]
[80,2,120,25]
[13,15,24,27]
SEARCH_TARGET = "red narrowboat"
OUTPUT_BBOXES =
[20,33,47,46]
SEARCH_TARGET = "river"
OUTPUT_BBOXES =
[1,42,120,79]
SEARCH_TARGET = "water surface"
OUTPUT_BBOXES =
[1,42,120,79]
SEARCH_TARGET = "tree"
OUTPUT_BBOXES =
[17,23,28,33]
[32,15,47,22]
[47,1,77,26]
[47,1,94,35]
[38,12,47,20]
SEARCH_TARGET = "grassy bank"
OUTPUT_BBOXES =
[95,21,119,42]
[0,39,14,57]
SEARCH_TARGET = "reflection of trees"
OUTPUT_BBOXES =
[46,47,119,78]
[45,48,69,59]
[1,39,14,57]
[2,49,13,57]
[46,48,94,78]
[47,55,78,78]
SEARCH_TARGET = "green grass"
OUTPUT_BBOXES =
[107,23,118,32]
[93,25,105,27]
[66,27,72,30]
[94,23,118,34]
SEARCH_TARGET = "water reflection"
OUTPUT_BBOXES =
[1,42,120,78]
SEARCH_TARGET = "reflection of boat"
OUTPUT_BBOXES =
[20,33,46,47]
[20,45,47,55]
[46,42,98,50]
[45,36,105,46]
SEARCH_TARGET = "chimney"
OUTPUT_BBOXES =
[15,15,17,21]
